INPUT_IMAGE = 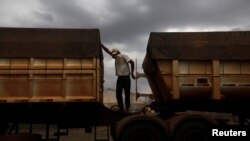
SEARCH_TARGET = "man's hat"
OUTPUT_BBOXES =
[111,48,119,55]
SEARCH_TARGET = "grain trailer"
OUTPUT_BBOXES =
[115,31,250,141]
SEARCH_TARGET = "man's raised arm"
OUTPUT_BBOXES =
[101,44,112,56]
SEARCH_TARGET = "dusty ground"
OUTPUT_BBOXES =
[18,124,113,141]
[60,127,112,141]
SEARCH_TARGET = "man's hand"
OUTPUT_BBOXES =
[131,73,136,79]
[101,43,112,56]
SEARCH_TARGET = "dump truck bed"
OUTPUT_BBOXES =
[143,31,250,101]
[0,27,103,102]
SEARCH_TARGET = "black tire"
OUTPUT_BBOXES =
[119,122,165,141]
[174,121,211,141]
[0,122,8,134]
[110,123,117,141]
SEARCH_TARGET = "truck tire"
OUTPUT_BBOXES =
[119,122,165,141]
[110,123,117,141]
[174,121,210,141]
[0,122,8,134]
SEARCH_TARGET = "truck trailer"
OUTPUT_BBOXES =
[143,31,250,100]
[114,31,250,141]
[0,27,127,141]
[1,27,250,141]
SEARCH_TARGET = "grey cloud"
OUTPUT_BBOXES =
[2,0,250,38]
[37,0,100,27]
[32,11,54,22]
[100,0,250,53]
[26,0,250,50]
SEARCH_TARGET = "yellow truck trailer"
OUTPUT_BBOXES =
[115,31,250,141]
[0,28,103,102]
[0,27,126,141]
[1,28,250,141]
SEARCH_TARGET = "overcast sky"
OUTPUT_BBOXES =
[1,0,250,92]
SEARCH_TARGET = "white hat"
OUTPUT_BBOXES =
[111,48,119,55]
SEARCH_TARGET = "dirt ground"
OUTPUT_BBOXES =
[60,127,112,141]
[18,124,112,141]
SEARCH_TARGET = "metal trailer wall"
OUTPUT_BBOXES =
[0,27,125,130]
[0,27,104,103]
[143,31,250,101]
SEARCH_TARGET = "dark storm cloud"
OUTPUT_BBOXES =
[16,0,249,53]
[99,0,250,52]
[122,1,248,31]
[37,0,99,27]
[32,11,54,22]
[1,0,250,41]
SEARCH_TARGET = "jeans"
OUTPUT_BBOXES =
[116,76,131,111]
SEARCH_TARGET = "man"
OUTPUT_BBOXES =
[101,44,135,112]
